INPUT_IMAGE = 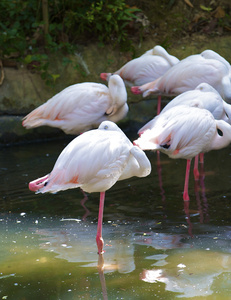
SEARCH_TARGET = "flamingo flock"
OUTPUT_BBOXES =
[24,45,231,254]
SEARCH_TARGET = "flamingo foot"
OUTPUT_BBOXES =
[96,235,105,255]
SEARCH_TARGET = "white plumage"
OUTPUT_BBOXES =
[22,75,128,135]
[100,45,179,87]
[131,49,231,102]
[28,121,151,254]
[134,105,231,201]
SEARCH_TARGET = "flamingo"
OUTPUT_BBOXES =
[28,121,151,254]
[100,45,179,114]
[139,83,231,134]
[139,82,231,179]
[131,49,231,111]
[133,105,231,202]
[161,83,231,122]
[22,75,128,135]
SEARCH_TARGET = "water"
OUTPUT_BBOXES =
[1,131,231,299]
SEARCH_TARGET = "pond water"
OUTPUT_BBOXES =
[1,120,231,300]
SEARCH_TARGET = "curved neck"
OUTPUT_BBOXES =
[210,120,231,150]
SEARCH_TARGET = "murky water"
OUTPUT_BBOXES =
[1,124,231,299]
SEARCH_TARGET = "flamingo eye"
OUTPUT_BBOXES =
[104,125,109,130]
[217,128,223,136]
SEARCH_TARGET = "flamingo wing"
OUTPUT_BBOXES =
[22,82,112,134]
[37,128,132,194]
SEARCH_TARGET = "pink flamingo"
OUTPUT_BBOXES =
[138,82,231,178]
[28,121,151,254]
[161,83,231,122]
[134,105,231,202]
[100,45,179,114]
[131,49,231,111]
[22,75,128,135]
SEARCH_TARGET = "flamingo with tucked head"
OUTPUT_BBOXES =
[100,45,179,114]
[22,75,128,135]
[131,49,231,112]
[28,121,151,254]
[138,82,231,179]
[134,105,231,202]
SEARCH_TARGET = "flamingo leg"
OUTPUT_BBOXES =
[199,152,204,164]
[96,191,105,254]
[157,95,162,115]
[193,155,199,181]
[183,160,191,201]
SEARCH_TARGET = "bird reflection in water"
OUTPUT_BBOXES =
[97,253,108,300]
[193,153,209,224]
[80,190,91,221]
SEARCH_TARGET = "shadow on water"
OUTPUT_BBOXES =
[0,131,231,299]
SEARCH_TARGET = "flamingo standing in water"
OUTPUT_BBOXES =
[139,83,231,133]
[134,105,231,202]
[22,75,128,135]
[100,45,179,114]
[138,82,231,178]
[28,121,151,254]
[131,49,231,112]
[161,83,231,122]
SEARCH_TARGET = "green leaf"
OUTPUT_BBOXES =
[200,5,212,12]
[51,74,60,82]
[24,55,32,64]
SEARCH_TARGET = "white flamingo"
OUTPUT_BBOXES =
[100,45,179,114]
[139,82,231,178]
[22,75,128,135]
[134,105,231,202]
[131,49,231,112]
[100,45,179,86]
[28,121,151,254]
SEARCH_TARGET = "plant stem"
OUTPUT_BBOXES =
[42,0,49,35]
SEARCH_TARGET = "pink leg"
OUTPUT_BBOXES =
[193,155,199,181]
[157,95,161,115]
[96,192,105,254]
[199,153,204,164]
[183,160,191,201]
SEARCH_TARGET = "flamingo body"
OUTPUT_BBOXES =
[139,83,231,134]
[29,121,151,253]
[134,105,231,201]
[100,45,179,87]
[22,75,128,135]
[161,83,231,122]
[131,50,231,102]
[134,105,231,159]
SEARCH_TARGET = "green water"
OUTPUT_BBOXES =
[0,133,231,299]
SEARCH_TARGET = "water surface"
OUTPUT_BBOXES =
[0,128,231,299]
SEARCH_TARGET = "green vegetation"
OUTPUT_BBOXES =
[1,0,231,86]
[0,0,142,85]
